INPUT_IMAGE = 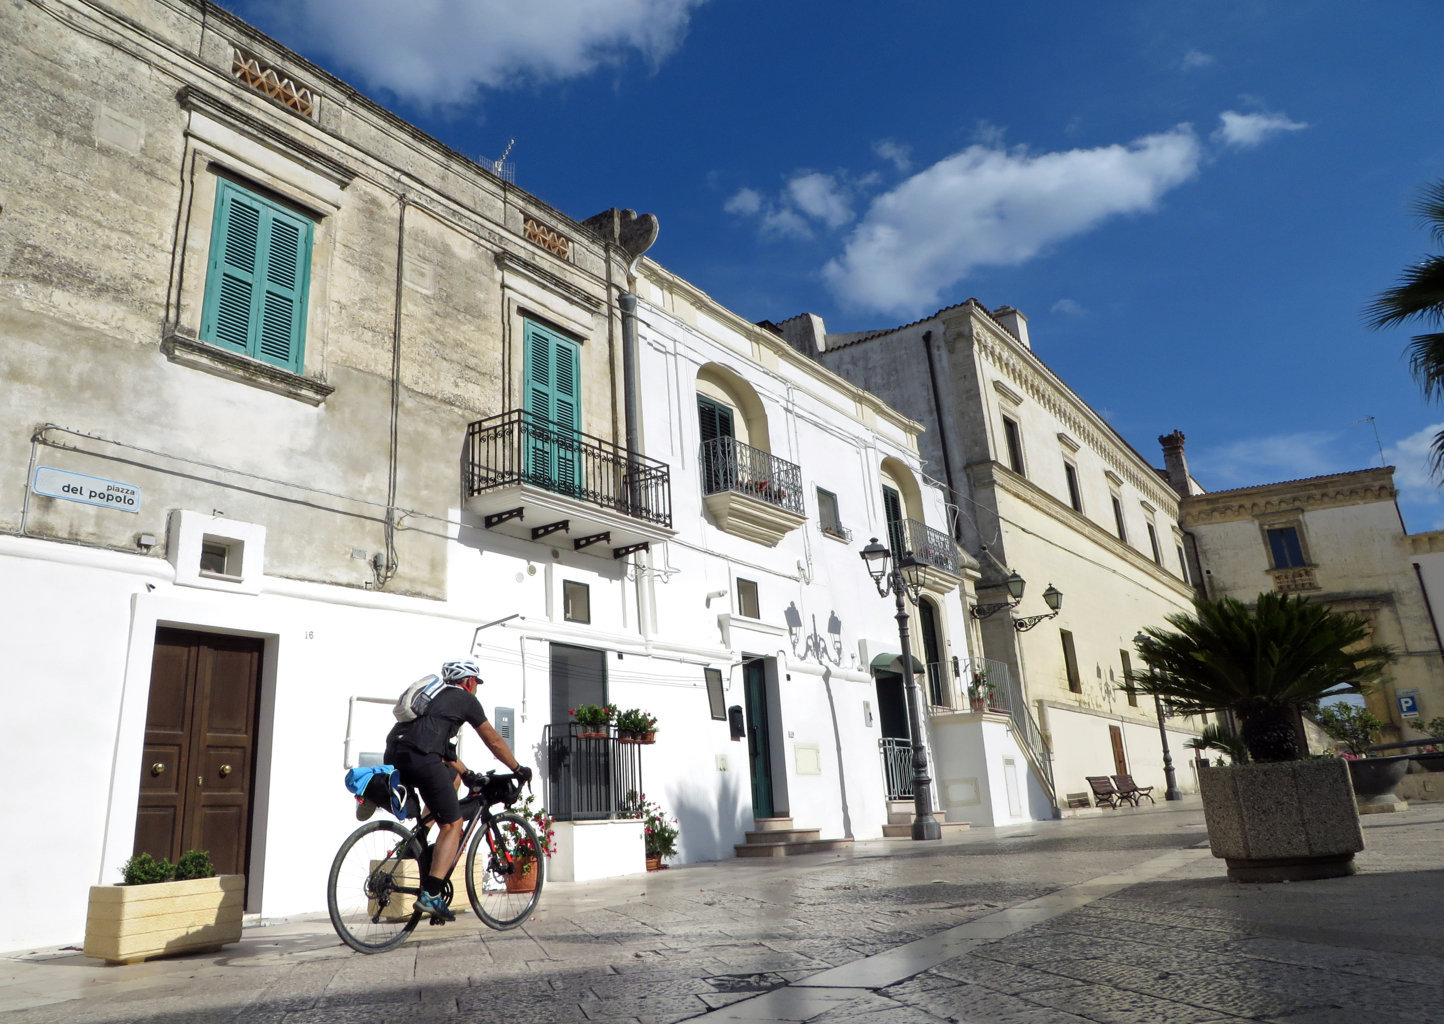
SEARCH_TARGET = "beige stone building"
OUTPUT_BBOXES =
[779,302,1202,813]
[1175,456,1444,739]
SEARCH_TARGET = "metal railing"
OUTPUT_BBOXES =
[818,519,853,542]
[699,436,805,516]
[891,517,961,576]
[543,725,646,822]
[879,737,914,800]
[466,410,672,528]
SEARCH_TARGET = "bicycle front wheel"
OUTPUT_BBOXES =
[327,820,426,953]
[465,810,544,929]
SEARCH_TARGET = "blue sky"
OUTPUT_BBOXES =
[223,1,1444,528]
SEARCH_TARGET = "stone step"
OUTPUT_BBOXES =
[882,820,971,838]
[734,837,854,858]
[742,827,820,845]
[750,817,796,833]
[887,805,950,826]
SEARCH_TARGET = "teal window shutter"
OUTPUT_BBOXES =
[200,179,313,374]
[522,320,582,491]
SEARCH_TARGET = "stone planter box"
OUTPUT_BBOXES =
[83,875,243,964]
[1197,759,1363,882]
[1347,755,1411,814]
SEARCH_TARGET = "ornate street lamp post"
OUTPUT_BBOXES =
[861,537,942,840]
[1134,632,1183,801]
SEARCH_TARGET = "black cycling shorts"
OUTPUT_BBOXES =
[392,749,461,825]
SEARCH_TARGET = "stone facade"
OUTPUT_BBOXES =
[1179,464,1444,739]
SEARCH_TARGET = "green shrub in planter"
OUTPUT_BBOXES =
[121,852,175,886]
[175,849,216,881]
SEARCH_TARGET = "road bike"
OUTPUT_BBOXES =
[326,769,543,953]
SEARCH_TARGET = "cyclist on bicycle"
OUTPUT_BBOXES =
[382,656,531,921]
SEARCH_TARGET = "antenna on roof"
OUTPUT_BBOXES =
[481,138,516,183]
[1348,416,1386,467]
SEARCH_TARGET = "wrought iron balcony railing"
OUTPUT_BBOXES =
[465,410,672,528]
[889,517,961,577]
[543,725,646,822]
[699,435,805,516]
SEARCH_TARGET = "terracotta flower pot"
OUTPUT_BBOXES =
[618,732,640,744]
[645,855,663,872]
[578,730,608,740]
[640,730,656,744]
[505,858,538,893]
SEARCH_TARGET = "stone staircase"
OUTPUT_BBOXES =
[881,799,971,838]
[734,816,854,858]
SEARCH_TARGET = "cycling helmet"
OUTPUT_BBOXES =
[441,656,483,685]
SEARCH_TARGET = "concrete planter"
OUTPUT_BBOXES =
[1197,759,1364,882]
[1347,755,1411,814]
[83,875,243,964]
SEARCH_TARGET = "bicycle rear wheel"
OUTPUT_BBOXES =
[327,820,426,953]
[465,810,544,929]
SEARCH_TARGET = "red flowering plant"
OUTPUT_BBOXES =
[570,703,616,730]
[497,792,556,861]
[621,791,678,859]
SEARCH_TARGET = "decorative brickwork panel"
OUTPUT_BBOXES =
[232,49,317,119]
[524,217,571,260]
[1270,566,1319,593]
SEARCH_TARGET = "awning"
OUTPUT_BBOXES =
[870,652,926,674]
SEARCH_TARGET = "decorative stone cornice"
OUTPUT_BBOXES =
[962,309,1180,515]
[177,86,355,187]
[1178,468,1398,526]
[494,251,603,312]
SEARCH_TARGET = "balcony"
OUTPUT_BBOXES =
[699,436,806,546]
[465,411,674,558]
[543,726,646,821]
[888,517,964,596]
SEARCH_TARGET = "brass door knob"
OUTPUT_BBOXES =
[150,763,165,777]
[219,764,233,777]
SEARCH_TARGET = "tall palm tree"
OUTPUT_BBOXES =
[1130,592,1393,763]
[1366,177,1444,470]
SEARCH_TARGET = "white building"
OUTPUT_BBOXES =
[0,0,989,953]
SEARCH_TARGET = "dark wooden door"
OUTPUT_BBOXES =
[743,659,774,819]
[1109,725,1128,776]
[134,628,262,878]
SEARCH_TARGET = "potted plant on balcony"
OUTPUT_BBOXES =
[616,707,659,743]
[84,849,243,964]
[571,703,616,739]
[1316,703,1411,812]
[623,792,678,870]
[1130,591,1393,882]
[967,670,993,713]
[497,793,556,893]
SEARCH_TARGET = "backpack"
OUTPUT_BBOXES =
[393,673,445,722]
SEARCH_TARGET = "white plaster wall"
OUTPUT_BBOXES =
[1044,703,1201,803]
[931,714,1048,826]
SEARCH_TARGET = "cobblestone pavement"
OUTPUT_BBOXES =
[6,801,1444,1023]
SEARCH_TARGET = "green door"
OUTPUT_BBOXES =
[743,659,774,819]
[523,320,582,493]
[882,484,905,558]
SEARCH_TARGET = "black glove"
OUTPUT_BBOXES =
[514,765,533,785]
[460,770,485,790]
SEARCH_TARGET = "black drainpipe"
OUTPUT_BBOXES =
[922,329,962,540]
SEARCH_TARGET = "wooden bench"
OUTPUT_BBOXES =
[1113,774,1155,806]
[1086,775,1123,809]
[1064,792,1091,809]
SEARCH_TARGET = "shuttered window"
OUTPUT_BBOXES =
[199,178,313,373]
[523,319,583,491]
[882,484,905,558]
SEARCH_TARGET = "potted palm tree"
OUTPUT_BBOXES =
[1129,591,1393,882]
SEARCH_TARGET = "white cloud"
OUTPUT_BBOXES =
[723,188,763,216]
[1384,422,1444,498]
[759,206,813,240]
[872,139,912,173]
[253,0,707,106]
[821,126,1203,315]
[1051,298,1086,316]
[1213,110,1308,149]
[1181,49,1215,70]
[786,173,853,229]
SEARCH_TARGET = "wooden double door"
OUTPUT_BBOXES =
[134,628,263,880]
